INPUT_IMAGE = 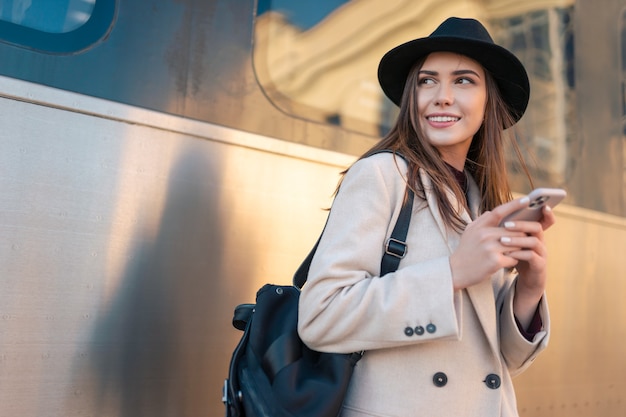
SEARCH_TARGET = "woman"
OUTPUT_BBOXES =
[298,17,554,417]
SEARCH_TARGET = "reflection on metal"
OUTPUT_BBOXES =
[254,0,482,136]
[254,0,577,191]
[514,203,626,416]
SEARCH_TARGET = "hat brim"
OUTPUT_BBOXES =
[378,37,530,125]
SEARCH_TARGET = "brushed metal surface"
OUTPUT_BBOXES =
[0,80,353,417]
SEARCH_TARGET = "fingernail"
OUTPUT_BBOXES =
[504,221,515,228]
[520,197,530,205]
[544,205,552,211]
[500,236,512,243]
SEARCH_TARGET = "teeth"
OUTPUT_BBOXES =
[429,116,459,122]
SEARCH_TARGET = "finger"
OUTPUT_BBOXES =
[505,249,546,268]
[502,220,543,236]
[500,238,547,268]
[499,253,521,269]
[538,205,556,231]
[501,236,544,252]
[487,196,531,226]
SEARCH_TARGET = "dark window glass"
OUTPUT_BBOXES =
[0,0,115,53]
[0,0,95,33]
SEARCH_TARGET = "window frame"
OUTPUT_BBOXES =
[0,0,116,54]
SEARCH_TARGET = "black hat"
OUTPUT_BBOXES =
[377,17,530,125]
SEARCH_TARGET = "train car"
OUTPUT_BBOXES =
[0,0,624,416]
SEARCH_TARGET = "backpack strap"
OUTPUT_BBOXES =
[380,187,413,275]
[293,151,413,289]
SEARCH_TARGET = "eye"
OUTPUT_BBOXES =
[418,77,436,85]
[456,77,475,85]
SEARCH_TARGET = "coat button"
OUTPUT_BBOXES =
[415,326,425,335]
[404,326,414,336]
[426,323,437,333]
[433,372,448,387]
[484,374,501,389]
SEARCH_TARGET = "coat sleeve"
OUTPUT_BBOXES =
[298,155,461,353]
[497,275,550,376]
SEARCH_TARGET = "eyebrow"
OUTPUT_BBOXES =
[419,69,482,78]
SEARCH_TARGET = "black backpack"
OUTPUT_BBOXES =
[223,156,413,417]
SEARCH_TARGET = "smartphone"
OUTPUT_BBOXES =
[500,188,566,225]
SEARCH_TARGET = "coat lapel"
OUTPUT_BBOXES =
[418,169,500,356]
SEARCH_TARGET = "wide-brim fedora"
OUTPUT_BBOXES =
[378,17,530,125]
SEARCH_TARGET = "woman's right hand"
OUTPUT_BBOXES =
[449,197,531,290]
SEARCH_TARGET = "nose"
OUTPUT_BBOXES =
[434,83,454,106]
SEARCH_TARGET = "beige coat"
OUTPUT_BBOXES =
[298,153,550,417]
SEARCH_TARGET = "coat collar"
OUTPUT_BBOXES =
[418,168,499,356]
[417,168,478,241]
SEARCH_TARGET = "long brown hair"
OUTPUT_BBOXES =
[349,55,533,232]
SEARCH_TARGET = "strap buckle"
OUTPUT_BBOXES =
[385,237,407,259]
[222,379,228,404]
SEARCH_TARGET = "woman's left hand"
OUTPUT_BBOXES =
[501,205,556,328]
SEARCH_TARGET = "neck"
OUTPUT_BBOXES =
[445,162,467,193]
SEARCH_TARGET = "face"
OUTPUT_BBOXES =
[416,51,487,169]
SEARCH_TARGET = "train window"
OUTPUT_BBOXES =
[0,0,95,33]
[0,0,115,53]
[254,0,575,185]
[491,7,575,187]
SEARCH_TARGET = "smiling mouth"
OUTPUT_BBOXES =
[428,116,460,122]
